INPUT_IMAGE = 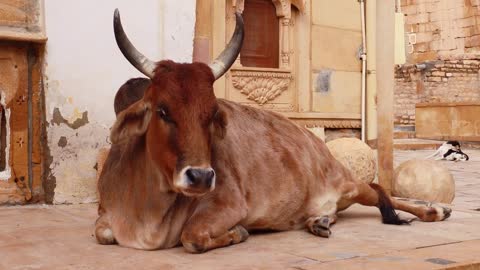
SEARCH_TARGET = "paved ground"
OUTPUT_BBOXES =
[1,150,480,270]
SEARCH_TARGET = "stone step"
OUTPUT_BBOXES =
[394,130,416,139]
[394,138,443,150]
[394,125,415,131]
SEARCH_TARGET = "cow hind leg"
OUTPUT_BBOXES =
[349,182,452,224]
[95,216,116,245]
[306,214,337,238]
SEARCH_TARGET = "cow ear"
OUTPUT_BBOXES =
[213,108,228,139]
[110,100,152,144]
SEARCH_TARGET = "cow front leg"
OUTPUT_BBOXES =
[181,224,249,253]
[180,198,248,253]
[95,214,116,245]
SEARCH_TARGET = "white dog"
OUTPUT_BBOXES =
[426,141,469,161]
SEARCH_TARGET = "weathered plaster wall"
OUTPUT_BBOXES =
[44,0,195,204]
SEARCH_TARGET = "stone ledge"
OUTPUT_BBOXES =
[0,29,47,43]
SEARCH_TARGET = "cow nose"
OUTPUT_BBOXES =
[185,168,215,189]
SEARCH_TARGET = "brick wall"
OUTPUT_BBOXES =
[401,0,480,63]
[395,56,480,124]
[395,0,480,125]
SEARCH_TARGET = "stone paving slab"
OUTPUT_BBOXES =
[1,150,479,269]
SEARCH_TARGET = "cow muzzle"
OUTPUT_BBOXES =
[175,166,216,196]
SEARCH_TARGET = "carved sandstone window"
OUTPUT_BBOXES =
[226,0,305,112]
[240,0,279,68]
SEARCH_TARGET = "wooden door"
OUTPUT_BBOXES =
[0,0,46,204]
[240,0,279,68]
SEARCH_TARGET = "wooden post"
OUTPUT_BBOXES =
[192,0,212,63]
[376,0,395,194]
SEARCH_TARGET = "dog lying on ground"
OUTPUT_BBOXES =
[426,141,469,161]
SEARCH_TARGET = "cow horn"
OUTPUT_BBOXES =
[208,12,244,80]
[113,9,156,78]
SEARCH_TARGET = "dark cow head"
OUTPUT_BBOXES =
[110,9,244,196]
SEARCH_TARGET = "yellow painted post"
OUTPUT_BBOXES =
[192,0,212,63]
[376,0,396,193]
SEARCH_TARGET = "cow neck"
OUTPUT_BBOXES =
[140,135,198,222]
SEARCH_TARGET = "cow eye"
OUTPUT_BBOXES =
[157,107,172,123]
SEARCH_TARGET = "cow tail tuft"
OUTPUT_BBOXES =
[369,183,410,225]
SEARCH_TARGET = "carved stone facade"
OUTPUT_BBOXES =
[231,70,293,107]
[208,0,363,130]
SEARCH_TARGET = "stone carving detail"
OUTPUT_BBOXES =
[294,119,362,129]
[15,94,26,105]
[272,0,291,18]
[15,137,24,148]
[231,71,292,105]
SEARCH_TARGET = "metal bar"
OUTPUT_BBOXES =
[27,45,34,191]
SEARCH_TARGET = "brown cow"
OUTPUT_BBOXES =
[95,9,452,253]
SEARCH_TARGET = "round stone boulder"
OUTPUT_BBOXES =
[393,159,455,203]
[326,138,376,184]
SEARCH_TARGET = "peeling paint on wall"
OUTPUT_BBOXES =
[43,0,195,204]
[47,121,109,204]
[51,108,89,129]
[57,136,67,147]
[315,69,333,94]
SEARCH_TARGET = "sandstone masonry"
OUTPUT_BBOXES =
[395,56,480,124]
[395,0,480,125]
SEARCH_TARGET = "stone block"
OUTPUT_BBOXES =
[312,0,361,31]
[413,42,429,52]
[415,32,433,43]
[311,71,361,114]
[432,71,445,76]
[405,13,429,24]
[402,5,417,15]
[428,76,442,82]
[311,25,362,72]
[465,34,480,47]
[455,16,476,28]
[428,11,443,22]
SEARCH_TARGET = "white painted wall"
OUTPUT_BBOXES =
[44,0,195,204]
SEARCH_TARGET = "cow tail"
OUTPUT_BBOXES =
[369,183,410,225]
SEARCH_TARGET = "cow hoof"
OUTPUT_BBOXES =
[95,227,116,245]
[230,225,249,244]
[436,206,452,221]
[311,216,332,238]
[423,206,452,222]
